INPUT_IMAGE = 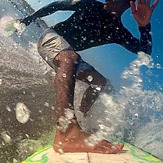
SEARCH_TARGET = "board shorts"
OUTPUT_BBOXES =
[37,28,93,74]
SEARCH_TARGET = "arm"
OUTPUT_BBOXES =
[119,23,152,55]
[21,0,96,26]
[119,0,158,55]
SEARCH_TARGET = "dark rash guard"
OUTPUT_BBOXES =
[21,0,152,55]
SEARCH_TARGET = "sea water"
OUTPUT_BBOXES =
[0,3,163,161]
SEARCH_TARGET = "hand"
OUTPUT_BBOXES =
[4,19,26,36]
[130,0,159,27]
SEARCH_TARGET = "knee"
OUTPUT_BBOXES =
[55,50,80,66]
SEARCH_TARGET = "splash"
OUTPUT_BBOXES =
[75,52,163,160]
[119,52,163,128]
[117,52,163,160]
[0,15,25,36]
[57,108,75,132]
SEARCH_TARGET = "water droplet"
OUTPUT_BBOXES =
[156,63,161,69]
[51,106,55,110]
[15,103,30,124]
[13,158,18,163]
[39,110,42,113]
[62,73,67,78]
[134,113,138,118]
[0,79,2,85]
[96,87,101,91]
[45,56,48,61]
[64,108,74,120]
[1,131,11,143]
[87,75,93,82]
[44,102,49,107]
[6,106,11,112]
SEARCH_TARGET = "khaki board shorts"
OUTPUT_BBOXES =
[37,28,93,74]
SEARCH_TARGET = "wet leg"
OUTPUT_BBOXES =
[77,66,112,116]
[76,63,124,151]
[53,50,123,153]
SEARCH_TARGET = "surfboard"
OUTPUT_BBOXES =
[22,142,161,163]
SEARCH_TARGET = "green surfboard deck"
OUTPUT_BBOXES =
[22,143,161,163]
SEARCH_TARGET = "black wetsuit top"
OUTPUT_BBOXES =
[22,0,152,55]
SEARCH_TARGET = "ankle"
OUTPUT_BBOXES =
[57,108,76,132]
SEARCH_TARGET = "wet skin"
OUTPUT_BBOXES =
[53,50,124,154]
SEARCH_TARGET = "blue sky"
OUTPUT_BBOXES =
[26,0,163,91]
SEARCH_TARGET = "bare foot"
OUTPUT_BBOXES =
[53,122,124,154]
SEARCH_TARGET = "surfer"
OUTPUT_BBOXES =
[18,0,158,154]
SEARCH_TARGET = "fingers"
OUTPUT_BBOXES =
[151,0,159,11]
[130,1,136,14]
[135,0,159,10]
[147,0,151,6]
[137,0,141,5]
[137,0,149,5]
[146,0,159,10]
[141,0,146,4]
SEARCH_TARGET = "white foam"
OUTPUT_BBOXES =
[74,52,163,160]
